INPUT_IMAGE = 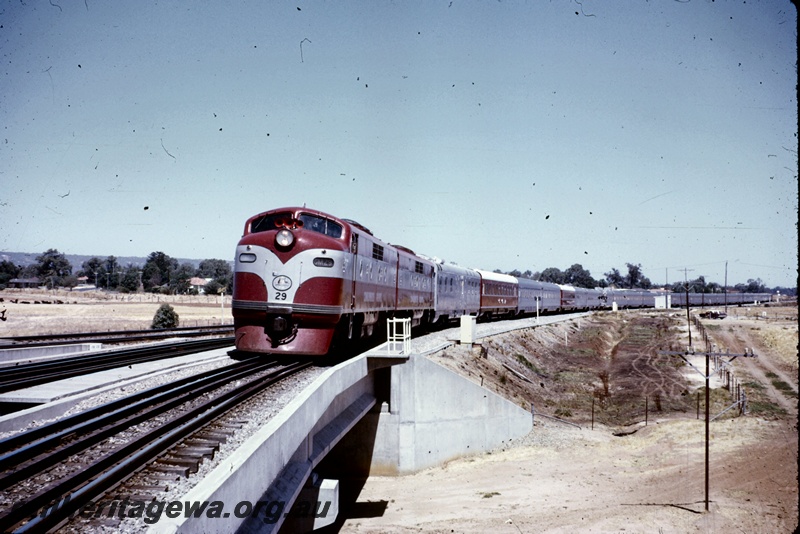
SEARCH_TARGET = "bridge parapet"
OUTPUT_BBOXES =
[154,347,531,533]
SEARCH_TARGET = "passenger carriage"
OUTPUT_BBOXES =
[517,278,561,315]
[431,261,481,324]
[476,270,519,320]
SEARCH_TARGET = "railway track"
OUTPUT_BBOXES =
[0,356,312,532]
[0,325,234,348]
[0,337,235,394]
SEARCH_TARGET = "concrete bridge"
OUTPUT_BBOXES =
[151,318,550,534]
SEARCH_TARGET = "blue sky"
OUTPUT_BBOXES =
[1,1,796,287]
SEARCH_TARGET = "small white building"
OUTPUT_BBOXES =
[654,294,672,309]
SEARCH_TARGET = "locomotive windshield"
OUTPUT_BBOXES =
[249,212,292,234]
[249,211,343,239]
[299,213,343,238]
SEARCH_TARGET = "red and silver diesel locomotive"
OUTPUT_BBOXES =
[232,206,773,356]
[232,207,434,355]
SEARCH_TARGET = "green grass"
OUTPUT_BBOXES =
[763,372,797,398]
[515,353,544,374]
[747,400,788,417]
[770,378,798,398]
[554,407,573,418]
[742,380,765,391]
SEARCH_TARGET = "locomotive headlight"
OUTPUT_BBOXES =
[275,229,295,248]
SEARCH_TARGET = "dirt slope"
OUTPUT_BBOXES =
[336,309,798,533]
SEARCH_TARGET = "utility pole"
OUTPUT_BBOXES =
[660,346,757,512]
[679,268,695,348]
[220,288,225,325]
[724,261,728,316]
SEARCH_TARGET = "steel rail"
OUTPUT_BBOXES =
[0,357,272,485]
[0,360,311,532]
[0,324,234,345]
[0,354,258,455]
[0,337,234,394]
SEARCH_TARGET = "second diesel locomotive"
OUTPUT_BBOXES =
[232,206,772,356]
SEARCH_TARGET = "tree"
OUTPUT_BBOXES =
[203,279,223,296]
[142,252,178,292]
[624,263,652,289]
[198,259,233,293]
[105,256,121,289]
[604,268,624,288]
[744,278,767,293]
[538,267,565,285]
[0,260,20,289]
[689,275,707,293]
[564,263,597,288]
[171,263,197,294]
[624,263,642,288]
[151,303,179,329]
[669,281,686,293]
[19,264,39,279]
[80,257,106,287]
[198,259,232,279]
[119,265,141,293]
[35,249,73,289]
[706,282,722,294]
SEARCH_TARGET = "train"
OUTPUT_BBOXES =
[231,207,773,356]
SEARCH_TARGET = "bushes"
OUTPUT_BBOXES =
[151,303,179,329]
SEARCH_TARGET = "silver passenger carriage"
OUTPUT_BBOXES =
[517,278,562,314]
[429,259,481,325]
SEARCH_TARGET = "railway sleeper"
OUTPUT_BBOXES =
[152,463,193,477]
[124,484,169,494]
[176,445,216,460]
[160,456,201,472]
[182,438,222,450]
[200,431,232,442]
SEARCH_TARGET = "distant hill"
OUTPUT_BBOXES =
[0,251,231,270]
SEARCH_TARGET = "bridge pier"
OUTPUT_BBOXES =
[155,349,531,534]
[333,352,533,476]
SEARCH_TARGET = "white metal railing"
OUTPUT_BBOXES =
[387,317,411,355]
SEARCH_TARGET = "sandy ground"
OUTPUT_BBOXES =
[338,416,797,533]
[336,309,798,534]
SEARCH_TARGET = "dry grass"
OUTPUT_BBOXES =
[752,326,799,370]
[0,289,231,336]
